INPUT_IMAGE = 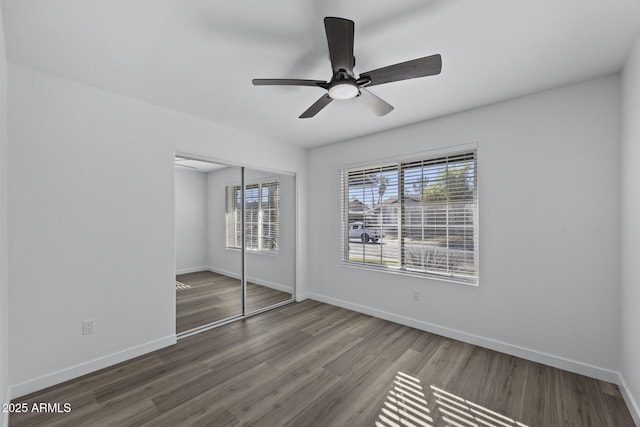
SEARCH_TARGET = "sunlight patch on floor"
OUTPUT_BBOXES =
[376,372,529,427]
[175,281,191,290]
[431,385,529,427]
[377,371,433,427]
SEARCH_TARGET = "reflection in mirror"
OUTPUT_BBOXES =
[244,168,295,313]
[174,157,242,333]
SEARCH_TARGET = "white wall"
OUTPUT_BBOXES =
[204,166,242,278]
[174,168,207,274]
[621,35,640,423]
[7,64,307,397]
[244,169,296,293]
[205,167,296,293]
[308,75,622,381]
[0,4,9,427]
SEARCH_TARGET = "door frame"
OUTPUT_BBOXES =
[174,150,296,339]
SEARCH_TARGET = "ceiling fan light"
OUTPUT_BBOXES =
[328,83,359,100]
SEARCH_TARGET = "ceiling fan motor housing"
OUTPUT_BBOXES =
[328,69,360,100]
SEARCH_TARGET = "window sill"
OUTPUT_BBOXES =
[225,247,279,257]
[340,260,478,287]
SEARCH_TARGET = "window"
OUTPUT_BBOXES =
[226,180,279,252]
[341,150,477,284]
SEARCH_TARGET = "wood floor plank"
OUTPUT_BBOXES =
[176,271,292,333]
[300,306,362,336]
[282,354,392,427]
[235,368,342,426]
[339,347,434,427]
[148,362,281,426]
[9,300,635,427]
[92,362,210,405]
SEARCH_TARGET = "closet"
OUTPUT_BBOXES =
[174,156,295,335]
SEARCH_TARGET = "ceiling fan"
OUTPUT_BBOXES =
[252,17,442,119]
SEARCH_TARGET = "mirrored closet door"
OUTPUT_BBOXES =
[244,168,295,314]
[174,156,295,335]
[174,158,243,333]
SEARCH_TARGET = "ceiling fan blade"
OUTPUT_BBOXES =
[361,54,442,87]
[324,17,355,75]
[299,94,333,118]
[252,79,327,88]
[357,89,394,116]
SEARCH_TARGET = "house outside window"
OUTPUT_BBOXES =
[341,150,478,284]
[226,180,279,253]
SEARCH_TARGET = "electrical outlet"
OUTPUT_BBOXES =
[82,319,95,335]
[412,290,420,301]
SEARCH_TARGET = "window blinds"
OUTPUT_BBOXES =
[226,180,280,252]
[341,150,478,284]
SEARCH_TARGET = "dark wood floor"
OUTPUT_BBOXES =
[176,270,292,333]
[9,300,634,426]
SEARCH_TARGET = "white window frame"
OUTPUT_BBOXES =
[341,149,478,285]
[226,179,279,253]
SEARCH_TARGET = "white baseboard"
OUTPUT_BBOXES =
[618,373,640,426]
[206,267,293,294]
[295,292,311,302]
[308,293,620,384]
[175,266,209,275]
[9,335,176,399]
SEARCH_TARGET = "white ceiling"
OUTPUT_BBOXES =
[2,0,639,148]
